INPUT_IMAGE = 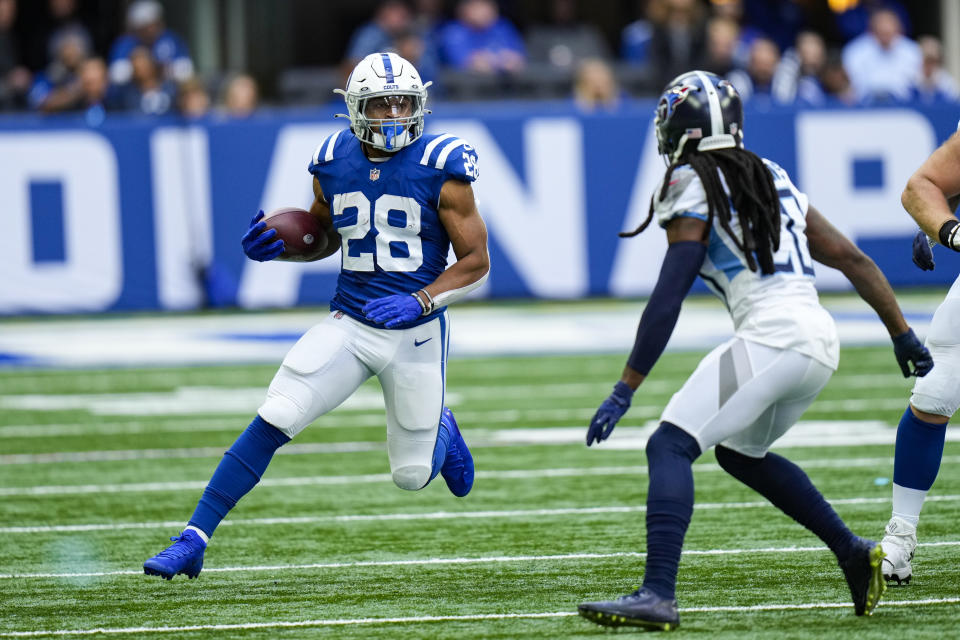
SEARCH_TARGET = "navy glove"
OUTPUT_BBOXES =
[241,210,284,262]
[893,328,933,378]
[586,381,634,446]
[912,229,935,271]
[363,294,423,328]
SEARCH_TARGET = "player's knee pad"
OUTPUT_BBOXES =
[257,393,304,438]
[392,464,431,491]
[911,353,960,418]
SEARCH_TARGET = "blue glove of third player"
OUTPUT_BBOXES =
[912,229,935,271]
[241,210,285,262]
[586,381,634,446]
[892,328,934,378]
[363,294,424,328]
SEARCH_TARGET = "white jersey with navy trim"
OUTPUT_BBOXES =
[653,158,839,369]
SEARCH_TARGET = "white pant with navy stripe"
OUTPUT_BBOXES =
[661,337,834,457]
[258,310,450,490]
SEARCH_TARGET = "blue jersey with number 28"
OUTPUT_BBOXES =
[309,130,479,328]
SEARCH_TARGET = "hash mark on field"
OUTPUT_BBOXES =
[1,599,959,637]
[4,495,960,534]
[7,455,960,497]
[5,541,960,580]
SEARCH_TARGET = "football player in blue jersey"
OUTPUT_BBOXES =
[577,71,931,630]
[143,52,490,580]
[878,125,960,585]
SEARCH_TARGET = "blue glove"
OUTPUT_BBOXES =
[241,210,284,262]
[893,328,933,378]
[912,229,935,271]
[586,381,634,446]
[363,294,423,328]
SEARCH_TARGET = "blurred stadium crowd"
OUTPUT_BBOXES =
[0,0,957,121]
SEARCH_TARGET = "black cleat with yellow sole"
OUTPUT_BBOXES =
[578,587,679,631]
[839,538,887,616]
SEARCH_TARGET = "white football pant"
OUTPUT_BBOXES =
[910,275,960,418]
[661,337,834,457]
[258,310,449,490]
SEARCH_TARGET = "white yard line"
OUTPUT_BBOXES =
[5,541,960,580]
[1,599,959,637]
[6,455,960,497]
[4,495,960,534]
[4,418,954,465]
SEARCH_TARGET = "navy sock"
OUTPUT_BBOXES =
[188,415,290,537]
[428,412,452,483]
[893,407,947,491]
[641,422,702,601]
[715,445,857,561]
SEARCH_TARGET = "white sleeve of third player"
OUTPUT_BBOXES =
[654,165,710,228]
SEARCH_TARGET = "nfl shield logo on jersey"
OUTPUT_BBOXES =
[369,168,380,181]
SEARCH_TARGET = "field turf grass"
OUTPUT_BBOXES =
[2,346,959,638]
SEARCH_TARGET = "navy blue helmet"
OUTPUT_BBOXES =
[654,71,744,164]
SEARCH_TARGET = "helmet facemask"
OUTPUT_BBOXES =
[355,92,424,152]
[334,52,431,153]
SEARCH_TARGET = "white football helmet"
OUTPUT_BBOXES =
[335,52,431,152]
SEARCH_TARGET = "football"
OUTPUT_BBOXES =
[263,207,328,262]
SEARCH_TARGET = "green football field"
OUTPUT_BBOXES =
[2,346,959,638]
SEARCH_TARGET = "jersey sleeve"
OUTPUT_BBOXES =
[308,130,346,175]
[419,134,478,183]
[654,165,709,228]
[763,158,809,216]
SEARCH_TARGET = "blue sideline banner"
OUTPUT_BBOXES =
[1,102,958,314]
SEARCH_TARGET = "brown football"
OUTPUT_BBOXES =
[263,207,328,262]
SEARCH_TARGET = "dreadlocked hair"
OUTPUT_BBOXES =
[619,147,782,274]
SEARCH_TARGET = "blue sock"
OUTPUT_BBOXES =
[893,407,947,491]
[188,415,290,537]
[715,445,857,561]
[428,413,452,483]
[641,422,701,601]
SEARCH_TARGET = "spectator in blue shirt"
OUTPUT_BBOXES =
[909,36,959,105]
[27,27,88,112]
[108,45,176,115]
[108,0,193,86]
[438,0,525,74]
[772,30,828,106]
[726,37,779,109]
[344,0,414,65]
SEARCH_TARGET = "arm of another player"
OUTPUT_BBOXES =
[806,204,932,377]
[902,131,960,248]
[587,216,707,446]
[302,177,342,262]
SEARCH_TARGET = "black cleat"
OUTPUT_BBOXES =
[839,537,887,616]
[578,587,680,631]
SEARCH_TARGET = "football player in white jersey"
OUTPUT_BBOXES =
[879,124,960,585]
[142,52,490,580]
[577,71,931,631]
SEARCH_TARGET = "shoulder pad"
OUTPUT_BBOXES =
[310,129,347,169]
[419,134,479,182]
[654,165,709,228]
